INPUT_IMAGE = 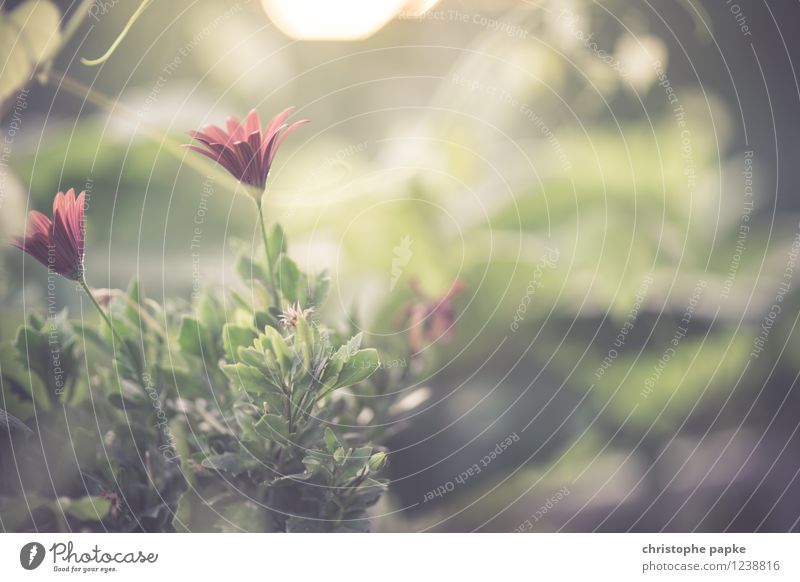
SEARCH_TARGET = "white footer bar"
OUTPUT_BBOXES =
[1,533,797,581]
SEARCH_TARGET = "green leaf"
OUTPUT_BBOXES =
[271,472,312,486]
[197,294,221,333]
[335,349,379,389]
[268,223,287,265]
[323,427,340,453]
[301,452,335,482]
[253,309,274,330]
[158,364,195,392]
[234,407,262,444]
[368,452,387,472]
[340,446,373,481]
[333,447,347,464]
[346,332,363,356]
[255,413,289,442]
[0,341,50,411]
[72,321,110,353]
[276,255,301,303]
[307,269,331,307]
[223,324,255,363]
[59,496,111,521]
[0,1,61,108]
[329,345,349,364]
[319,352,345,391]
[65,377,89,407]
[235,253,268,283]
[352,478,387,507]
[125,280,142,328]
[27,313,43,329]
[201,452,259,476]
[14,325,46,361]
[237,346,266,369]
[294,317,315,370]
[178,317,204,357]
[221,363,272,395]
[262,326,292,378]
[302,456,324,475]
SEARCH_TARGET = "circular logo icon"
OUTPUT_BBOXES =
[20,542,46,570]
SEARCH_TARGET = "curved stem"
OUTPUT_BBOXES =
[80,276,124,347]
[80,0,154,66]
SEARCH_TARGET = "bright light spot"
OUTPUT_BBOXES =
[261,0,441,40]
[399,0,441,17]
[262,0,404,40]
[615,34,668,91]
[388,387,432,415]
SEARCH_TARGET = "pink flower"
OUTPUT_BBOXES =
[185,107,307,192]
[405,279,465,355]
[12,189,86,280]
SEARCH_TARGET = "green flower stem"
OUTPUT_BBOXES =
[80,277,124,346]
[256,199,281,309]
[80,276,145,387]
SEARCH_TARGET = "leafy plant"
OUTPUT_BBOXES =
[0,110,442,532]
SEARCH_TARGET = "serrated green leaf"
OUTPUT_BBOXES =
[334,348,379,389]
[237,346,266,369]
[223,361,285,414]
[346,332,363,355]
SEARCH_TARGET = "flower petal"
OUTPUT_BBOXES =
[268,119,308,166]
